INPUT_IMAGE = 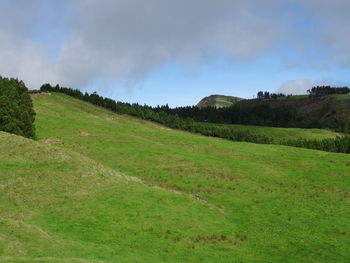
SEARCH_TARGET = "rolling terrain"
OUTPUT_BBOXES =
[1,92,349,262]
[0,131,231,262]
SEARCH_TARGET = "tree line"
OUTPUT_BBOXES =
[257,91,287,100]
[257,86,350,99]
[307,86,350,96]
[40,83,350,154]
[154,103,299,127]
[0,77,36,139]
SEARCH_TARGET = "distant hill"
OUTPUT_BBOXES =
[196,94,244,108]
[195,94,350,131]
[234,94,350,131]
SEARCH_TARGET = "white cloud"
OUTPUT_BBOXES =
[2,0,350,90]
[0,0,282,89]
[0,0,62,88]
[278,79,312,95]
[54,0,281,88]
[300,0,350,65]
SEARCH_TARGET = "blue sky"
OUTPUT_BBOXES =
[1,0,350,106]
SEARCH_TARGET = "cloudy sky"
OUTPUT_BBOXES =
[1,0,350,106]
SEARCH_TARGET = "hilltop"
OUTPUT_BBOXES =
[2,92,348,262]
[196,94,244,108]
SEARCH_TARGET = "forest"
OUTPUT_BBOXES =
[154,103,298,127]
[0,77,36,139]
[39,83,350,154]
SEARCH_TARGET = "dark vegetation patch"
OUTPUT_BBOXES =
[190,233,247,246]
[0,76,36,139]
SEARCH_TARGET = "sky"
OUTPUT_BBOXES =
[1,0,350,107]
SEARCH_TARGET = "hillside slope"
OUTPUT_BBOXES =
[0,131,233,263]
[196,94,243,108]
[26,93,350,262]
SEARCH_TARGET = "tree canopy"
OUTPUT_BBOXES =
[307,86,350,96]
[0,77,36,139]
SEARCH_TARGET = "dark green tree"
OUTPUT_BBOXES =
[0,77,36,138]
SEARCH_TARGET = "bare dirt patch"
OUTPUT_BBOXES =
[30,92,51,99]
[79,131,91,137]
[41,138,61,144]
[156,126,172,131]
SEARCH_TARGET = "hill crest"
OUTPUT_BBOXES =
[196,94,244,108]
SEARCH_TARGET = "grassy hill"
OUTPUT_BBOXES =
[1,92,349,262]
[0,132,232,262]
[196,94,243,108]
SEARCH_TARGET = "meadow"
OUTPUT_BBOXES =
[0,92,349,262]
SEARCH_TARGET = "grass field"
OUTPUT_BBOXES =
[1,92,349,262]
[330,94,350,100]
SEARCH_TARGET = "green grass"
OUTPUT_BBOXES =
[276,95,309,100]
[202,123,341,141]
[329,94,350,100]
[1,92,350,262]
[0,132,235,263]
